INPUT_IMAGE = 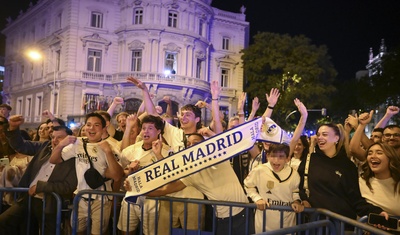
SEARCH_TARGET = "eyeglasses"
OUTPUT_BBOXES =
[383,133,400,138]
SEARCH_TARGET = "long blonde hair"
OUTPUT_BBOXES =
[317,123,349,157]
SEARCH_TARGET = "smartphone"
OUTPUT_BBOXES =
[0,158,10,167]
[368,213,399,230]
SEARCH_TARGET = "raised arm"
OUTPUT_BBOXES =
[236,92,246,124]
[42,110,63,126]
[247,97,260,121]
[107,97,124,117]
[49,135,77,164]
[375,106,399,128]
[262,88,280,118]
[289,99,308,157]
[127,77,157,116]
[163,96,174,118]
[210,80,223,134]
[5,115,45,155]
[349,111,374,161]
[120,114,139,151]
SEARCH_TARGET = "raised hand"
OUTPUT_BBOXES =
[195,100,208,109]
[126,114,138,128]
[358,110,374,125]
[152,134,163,160]
[112,97,124,105]
[386,106,399,116]
[294,98,307,116]
[155,106,163,114]
[237,92,247,112]
[8,115,25,130]
[127,77,147,91]
[251,97,260,113]
[42,110,55,120]
[210,80,221,99]
[163,96,171,104]
[266,88,280,107]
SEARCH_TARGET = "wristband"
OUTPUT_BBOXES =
[212,99,218,101]
[267,106,274,110]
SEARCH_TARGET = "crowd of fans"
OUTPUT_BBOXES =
[0,78,399,235]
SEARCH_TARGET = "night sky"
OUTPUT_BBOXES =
[2,0,400,80]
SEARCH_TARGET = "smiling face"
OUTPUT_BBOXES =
[316,125,339,157]
[51,129,69,149]
[140,123,161,147]
[293,139,305,158]
[186,134,204,147]
[382,126,400,149]
[367,144,390,179]
[267,150,289,172]
[179,110,199,133]
[85,116,105,142]
[370,131,383,143]
[0,107,10,118]
[38,123,50,140]
[117,114,127,132]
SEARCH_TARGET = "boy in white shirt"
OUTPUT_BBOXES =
[244,144,304,233]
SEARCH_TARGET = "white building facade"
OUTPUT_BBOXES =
[1,0,249,127]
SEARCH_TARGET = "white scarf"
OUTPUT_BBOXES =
[125,117,290,202]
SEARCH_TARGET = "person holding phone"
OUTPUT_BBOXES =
[298,122,389,232]
[360,142,400,215]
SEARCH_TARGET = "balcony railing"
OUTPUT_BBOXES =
[113,72,211,91]
[81,71,113,82]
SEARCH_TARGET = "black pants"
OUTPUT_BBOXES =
[216,208,255,235]
[0,195,57,235]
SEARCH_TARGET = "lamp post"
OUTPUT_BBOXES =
[26,49,58,115]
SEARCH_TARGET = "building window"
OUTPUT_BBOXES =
[56,50,61,71]
[222,37,230,50]
[165,52,177,74]
[220,68,229,87]
[35,93,43,122]
[131,50,142,71]
[198,20,204,36]
[25,96,32,121]
[82,94,101,114]
[196,59,202,79]
[17,97,23,115]
[168,11,178,28]
[91,12,103,28]
[133,8,143,25]
[57,12,62,29]
[87,49,102,72]
[21,65,25,82]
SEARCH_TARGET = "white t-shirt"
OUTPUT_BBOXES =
[180,161,248,218]
[120,140,170,170]
[359,177,400,216]
[104,136,122,165]
[244,162,300,233]
[61,138,111,196]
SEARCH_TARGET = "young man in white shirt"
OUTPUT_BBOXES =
[50,112,124,235]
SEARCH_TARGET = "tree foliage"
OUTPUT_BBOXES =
[242,32,337,129]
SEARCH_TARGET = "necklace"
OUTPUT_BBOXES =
[142,145,152,151]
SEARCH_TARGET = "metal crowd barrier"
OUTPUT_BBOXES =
[1,188,394,235]
[0,187,63,235]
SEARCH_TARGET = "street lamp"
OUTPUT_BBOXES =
[26,49,59,115]
[285,108,327,121]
